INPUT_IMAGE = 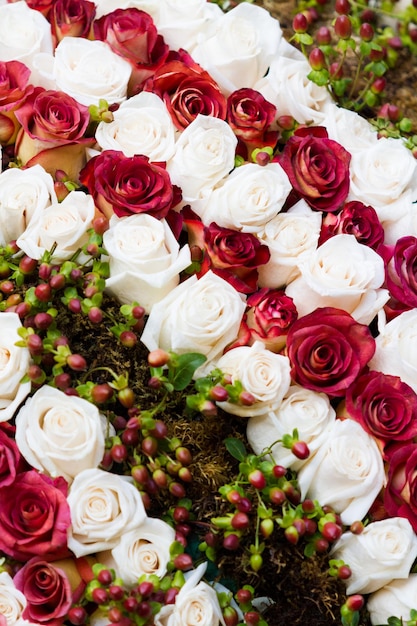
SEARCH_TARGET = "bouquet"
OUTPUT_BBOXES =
[0,1,417,625]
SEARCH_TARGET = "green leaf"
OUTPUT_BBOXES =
[307,68,330,87]
[169,353,206,390]
[224,437,247,461]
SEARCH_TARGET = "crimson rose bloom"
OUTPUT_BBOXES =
[50,0,96,44]
[280,127,351,213]
[94,8,169,94]
[385,236,417,314]
[0,422,26,487]
[227,88,278,155]
[384,443,417,531]
[345,371,417,456]
[0,470,70,562]
[14,558,72,626]
[79,150,180,219]
[319,200,385,250]
[143,50,227,130]
[286,307,375,397]
[245,288,298,351]
[0,60,34,145]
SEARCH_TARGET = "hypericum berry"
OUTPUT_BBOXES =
[108,584,124,601]
[308,48,326,70]
[0,280,14,294]
[92,587,108,605]
[268,487,286,506]
[49,273,66,290]
[141,436,158,457]
[108,607,123,623]
[350,520,365,534]
[231,512,250,530]
[293,518,306,537]
[260,518,274,538]
[272,464,286,478]
[27,333,43,356]
[284,525,299,545]
[92,215,109,235]
[120,330,137,348]
[335,0,350,13]
[34,312,54,330]
[175,446,192,466]
[123,596,138,612]
[173,553,193,571]
[226,489,242,505]
[314,537,330,553]
[334,14,352,39]
[223,606,239,626]
[169,482,186,499]
[38,263,52,281]
[117,387,135,408]
[236,588,253,605]
[67,354,87,371]
[371,77,386,94]
[359,22,374,41]
[19,255,37,275]
[304,518,318,536]
[132,305,145,319]
[248,469,266,490]
[236,497,252,513]
[34,283,52,302]
[54,372,72,390]
[68,298,82,314]
[245,610,261,626]
[345,595,365,612]
[338,565,352,580]
[292,12,308,33]
[91,383,114,404]
[223,533,240,551]
[27,364,45,383]
[321,521,343,542]
[152,468,167,488]
[239,391,256,406]
[173,506,190,523]
[178,467,192,483]
[70,268,83,282]
[150,420,168,439]
[15,302,31,318]
[209,385,229,402]
[165,588,179,605]
[137,601,152,619]
[138,581,154,598]
[67,606,87,625]
[111,443,128,463]
[148,376,162,389]
[121,428,139,447]
[97,568,113,586]
[147,348,170,367]
[291,441,310,460]
[315,25,331,45]
[88,307,103,324]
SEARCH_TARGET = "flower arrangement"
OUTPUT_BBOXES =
[1,1,417,626]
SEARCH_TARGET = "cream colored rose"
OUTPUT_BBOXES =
[199,162,291,234]
[0,2,52,74]
[322,105,378,154]
[141,272,246,373]
[215,342,291,417]
[67,468,147,557]
[33,37,132,107]
[285,234,389,325]
[100,517,175,586]
[255,40,333,125]
[369,309,417,393]
[332,518,417,595]
[0,571,26,626]
[0,312,31,423]
[95,92,176,161]
[348,137,417,225]
[156,0,222,53]
[104,214,191,314]
[256,200,321,288]
[154,563,225,626]
[192,3,281,94]
[166,114,237,203]
[247,385,336,470]
[14,386,110,483]
[297,418,385,524]
[367,574,417,625]
[0,165,57,247]
[16,190,95,262]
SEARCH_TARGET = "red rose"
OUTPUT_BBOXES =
[279,127,351,213]
[0,60,33,145]
[385,236,417,315]
[0,470,70,562]
[345,370,417,456]
[319,200,385,250]
[12,0,54,16]
[93,8,169,94]
[286,307,375,397]
[14,87,93,180]
[14,558,72,626]
[79,149,180,219]
[0,422,26,487]
[50,0,96,44]
[227,88,278,155]
[384,443,417,531]
[143,50,227,130]
[245,288,298,352]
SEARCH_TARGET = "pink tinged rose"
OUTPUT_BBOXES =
[0,470,70,562]
[319,200,385,250]
[0,422,26,487]
[385,235,417,314]
[14,558,72,626]
[0,60,33,145]
[286,306,376,397]
[245,288,298,352]
[280,126,351,213]
[50,0,96,44]
[384,443,417,532]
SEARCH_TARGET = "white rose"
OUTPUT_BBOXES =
[95,92,177,161]
[322,105,379,154]
[14,386,111,483]
[67,468,147,557]
[285,234,389,325]
[331,517,417,595]
[33,37,131,107]
[0,165,57,247]
[0,2,52,74]
[0,571,26,626]
[215,341,291,417]
[104,214,191,314]
[247,385,336,471]
[192,3,281,94]
[256,199,321,288]
[166,114,237,203]
[381,202,417,246]
[141,271,246,372]
[297,418,385,524]
[199,162,291,234]
[367,574,417,625]
[155,0,222,53]
[348,137,417,224]
[94,0,159,21]
[16,190,95,262]
[0,312,31,423]
[369,309,417,393]
[254,40,333,125]
[100,517,175,586]
[154,563,225,626]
